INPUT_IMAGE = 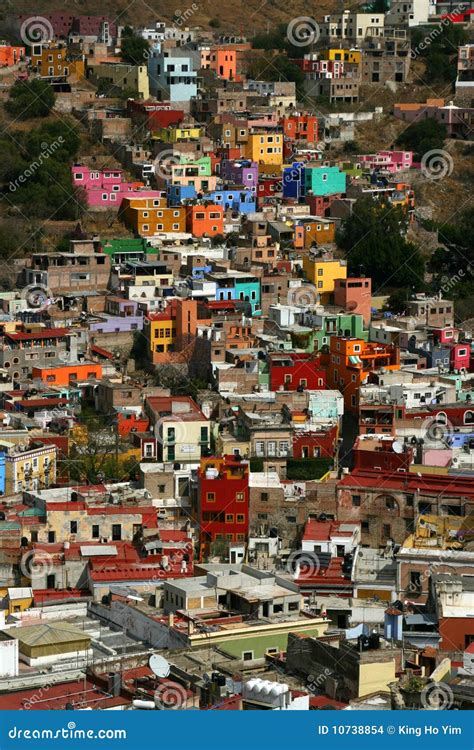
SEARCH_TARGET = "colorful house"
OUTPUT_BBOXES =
[302,256,347,302]
[0,44,25,67]
[71,166,145,209]
[197,455,250,557]
[185,204,224,237]
[325,337,400,411]
[357,150,413,173]
[31,363,102,386]
[269,352,326,392]
[207,189,256,215]
[243,133,283,168]
[304,165,347,197]
[334,277,372,326]
[206,271,261,315]
[1,440,57,495]
[120,195,186,237]
[294,217,336,249]
[220,160,258,192]
[30,43,85,81]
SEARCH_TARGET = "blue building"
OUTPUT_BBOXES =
[282,162,304,200]
[208,189,256,214]
[167,184,197,206]
[148,48,197,103]
[206,271,261,315]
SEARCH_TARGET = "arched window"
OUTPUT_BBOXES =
[435,412,447,424]
[464,410,474,425]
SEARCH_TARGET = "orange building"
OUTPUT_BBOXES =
[294,218,336,250]
[210,48,238,81]
[0,44,25,67]
[30,43,85,81]
[121,195,186,237]
[32,362,102,386]
[185,204,224,238]
[325,337,399,411]
[145,298,212,364]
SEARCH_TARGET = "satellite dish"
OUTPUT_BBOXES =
[392,441,403,454]
[149,654,170,678]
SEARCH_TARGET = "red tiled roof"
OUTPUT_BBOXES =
[303,519,356,542]
[5,328,70,341]
[16,398,68,408]
[91,344,114,359]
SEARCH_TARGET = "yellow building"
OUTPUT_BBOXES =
[147,314,177,357]
[243,132,283,167]
[321,48,362,63]
[1,441,56,496]
[4,587,33,616]
[153,126,205,142]
[302,256,347,300]
[88,62,150,99]
[30,43,85,80]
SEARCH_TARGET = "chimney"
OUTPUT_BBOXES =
[168,612,174,628]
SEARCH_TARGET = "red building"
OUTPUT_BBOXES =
[127,100,184,131]
[116,412,149,436]
[281,114,318,159]
[197,455,250,558]
[257,176,282,207]
[305,193,344,217]
[293,424,338,459]
[269,352,326,392]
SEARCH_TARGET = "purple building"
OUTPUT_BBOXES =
[220,159,258,193]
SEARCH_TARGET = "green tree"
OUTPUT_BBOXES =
[5,79,55,120]
[121,34,150,65]
[337,197,425,292]
[395,118,447,161]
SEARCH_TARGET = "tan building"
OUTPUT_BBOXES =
[1,622,92,666]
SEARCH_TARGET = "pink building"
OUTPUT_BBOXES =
[357,150,413,173]
[72,165,149,210]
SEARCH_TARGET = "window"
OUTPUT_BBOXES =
[225,514,234,523]
[207,492,215,502]
[361,521,369,532]
[70,521,78,534]
[112,524,122,541]
[237,514,245,523]
[242,651,254,661]
[236,492,245,502]
[92,525,100,539]
[352,495,361,506]
[382,524,391,538]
